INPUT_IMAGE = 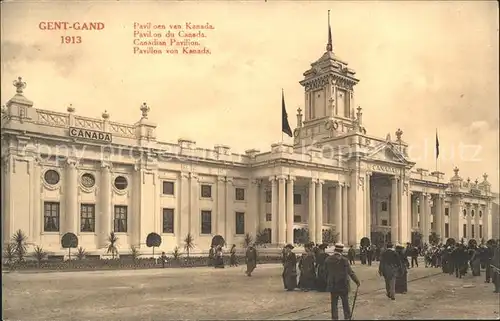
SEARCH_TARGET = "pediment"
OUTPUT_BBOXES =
[367,142,408,164]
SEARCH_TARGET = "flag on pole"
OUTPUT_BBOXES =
[435,129,440,159]
[282,89,293,137]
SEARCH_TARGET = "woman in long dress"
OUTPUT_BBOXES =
[470,247,481,276]
[229,244,237,267]
[282,244,297,291]
[395,244,409,294]
[298,244,317,291]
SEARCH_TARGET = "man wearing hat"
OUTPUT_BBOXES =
[315,243,330,292]
[282,244,298,291]
[378,242,403,300]
[325,243,360,320]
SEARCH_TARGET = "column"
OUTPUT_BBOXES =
[31,160,41,244]
[399,180,409,244]
[249,179,260,238]
[178,172,190,247]
[131,167,141,247]
[334,183,342,242]
[286,176,295,244]
[484,203,491,239]
[259,182,266,232]
[278,175,286,245]
[466,205,472,239]
[189,173,200,239]
[99,163,112,248]
[440,196,446,240]
[65,160,78,234]
[435,195,443,240]
[412,194,418,228]
[1,157,10,243]
[316,180,324,244]
[225,177,234,246]
[418,192,424,234]
[390,177,398,244]
[422,193,431,244]
[342,183,348,245]
[270,177,278,245]
[474,205,480,239]
[365,172,371,238]
[450,196,462,240]
[407,192,413,244]
[308,179,316,243]
[216,176,226,235]
[328,187,335,225]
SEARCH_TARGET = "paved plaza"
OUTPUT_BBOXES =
[3,262,499,320]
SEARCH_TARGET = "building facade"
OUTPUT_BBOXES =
[1,39,496,255]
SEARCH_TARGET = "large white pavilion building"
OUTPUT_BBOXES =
[1,33,496,255]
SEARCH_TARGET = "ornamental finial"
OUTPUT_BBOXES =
[396,128,403,141]
[13,77,27,94]
[483,173,488,181]
[140,102,150,119]
[102,110,109,120]
[453,166,459,176]
[67,104,75,113]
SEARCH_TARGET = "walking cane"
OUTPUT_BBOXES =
[350,285,359,320]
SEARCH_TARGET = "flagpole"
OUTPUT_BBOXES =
[435,128,438,173]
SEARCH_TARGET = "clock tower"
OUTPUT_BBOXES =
[294,11,364,147]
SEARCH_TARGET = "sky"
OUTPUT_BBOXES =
[1,1,499,191]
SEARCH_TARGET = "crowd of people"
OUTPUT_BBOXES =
[279,239,500,320]
[199,238,499,320]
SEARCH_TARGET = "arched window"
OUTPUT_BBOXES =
[471,210,475,218]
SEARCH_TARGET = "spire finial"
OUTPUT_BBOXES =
[326,10,333,52]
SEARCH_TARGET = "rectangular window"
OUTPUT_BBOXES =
[445,208,449,216]
[80,204,95,232]
[463,224,467,238]
[417,205,420,214]
[445,223,449,238]
[381,219,388,226]
[471,224,475,238]
[431,222,434,230]
[479,225,483,239]
[235,212,245,235]
[43,202,60,232]
[201,210,212,234]
[235,188,245,201]
[294,215,301,223]
[266,213,272,222]
[265,191,272,203]
[162,208,174,233]
[201,184,212,198]
[381,202,387,212]
[418,221,420,228]
[114,205,128,232]
[162,181,174,195]
[293,193,302,205]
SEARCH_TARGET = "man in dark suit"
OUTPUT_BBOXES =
[325,243,360,320]
[379,242,402,300]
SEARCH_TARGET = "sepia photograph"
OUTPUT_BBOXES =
[1,1,499,320]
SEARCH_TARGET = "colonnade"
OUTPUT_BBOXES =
[265,176,351,245]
